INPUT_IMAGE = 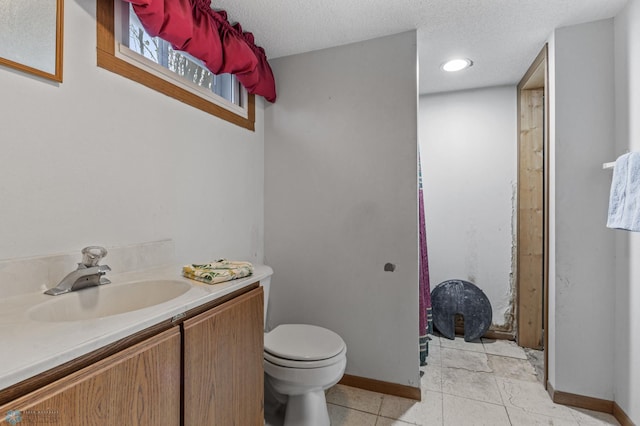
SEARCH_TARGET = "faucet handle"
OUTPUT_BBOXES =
[81,246,108,267]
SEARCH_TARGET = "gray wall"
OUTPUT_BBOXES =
[614,2,640,423]
[264,31,420,388]
[548,19,616,400]
[419,86,517,328]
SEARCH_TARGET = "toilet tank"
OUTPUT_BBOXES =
[260,276,271,331]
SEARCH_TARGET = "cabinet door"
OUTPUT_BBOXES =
[0,327,181,426]
[183,287,264,426]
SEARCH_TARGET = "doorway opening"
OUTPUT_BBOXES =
[516,45,549,387]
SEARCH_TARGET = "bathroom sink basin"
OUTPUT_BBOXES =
[28,280,191,322]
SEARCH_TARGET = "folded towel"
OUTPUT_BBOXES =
[607,152,640,231]
[183,259,254,284]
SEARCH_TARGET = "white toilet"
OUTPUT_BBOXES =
[261,276,347,426]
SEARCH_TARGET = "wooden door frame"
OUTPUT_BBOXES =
[516,44,549,387]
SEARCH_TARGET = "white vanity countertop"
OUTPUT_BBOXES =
[0,263,273,392]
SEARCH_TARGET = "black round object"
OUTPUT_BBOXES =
[431,279,492,342]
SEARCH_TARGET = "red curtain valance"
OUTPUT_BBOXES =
[124,0,276,103]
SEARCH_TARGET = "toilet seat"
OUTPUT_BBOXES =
[265,346,346,369]
[264,324,346,369]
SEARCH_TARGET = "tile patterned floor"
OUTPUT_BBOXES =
[324,336,620,426]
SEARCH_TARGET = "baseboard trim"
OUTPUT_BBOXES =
[547,381,613,413]
[613,402,636,426]
[452,327,514,341]
[483,329,515,340]
[547,381,635,425]
[338,374,421,401]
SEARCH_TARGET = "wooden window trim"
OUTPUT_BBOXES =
[96,0,255,131]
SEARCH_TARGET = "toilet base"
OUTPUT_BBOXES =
[262,329,347,426]
[284,390,330,426]
[265,380,331,426]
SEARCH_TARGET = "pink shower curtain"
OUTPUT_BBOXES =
[419,160,432,366]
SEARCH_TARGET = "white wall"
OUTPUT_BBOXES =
[549,19,616,401]
[0,1,264,265]
[546,30,558,390]
[419,86,517,328]
[264,32,420,388]
[613,1,640,422]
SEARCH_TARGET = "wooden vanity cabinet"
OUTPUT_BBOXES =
[0,327,181,425]
[0,285,264,426]
[183,287,264,426]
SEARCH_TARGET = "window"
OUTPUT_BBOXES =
[123,5,244,108]
[97,0,255,130]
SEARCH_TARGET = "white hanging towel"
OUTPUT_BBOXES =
[607,152,640,231]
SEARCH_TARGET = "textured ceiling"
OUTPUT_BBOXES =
[212,0,628,94]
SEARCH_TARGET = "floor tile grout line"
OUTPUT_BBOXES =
[440,379,445,426]
[504,404,515,426]
[440,345,529,362]
[376,413,417,425]
[439,388,506,408]
[440,347,487,354]
[485,352,531,361]
[441,346,529,361]
[493,369,509,409]
[327,402,381,419]
[492,377,590,422]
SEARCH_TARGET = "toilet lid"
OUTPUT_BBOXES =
[264,324,345,361]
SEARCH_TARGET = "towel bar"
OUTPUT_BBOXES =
[603,162,615,169]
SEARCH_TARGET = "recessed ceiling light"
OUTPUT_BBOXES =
[441,58,473,72]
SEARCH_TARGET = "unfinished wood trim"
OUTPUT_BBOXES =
[520,46,547,90]
[516,86,545,350]
[541,43,550,392]
[513,44,551,386]
[96,0,255,131]
[453,327,514,341]
[516,47,549,386]
[613,402,635,426]
[482,329,516,340]
[547,381,615,414]
[339,374,421,401]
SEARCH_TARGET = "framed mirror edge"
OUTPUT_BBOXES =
[0,0,64,83]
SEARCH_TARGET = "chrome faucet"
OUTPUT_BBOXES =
[45,246,111,296]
